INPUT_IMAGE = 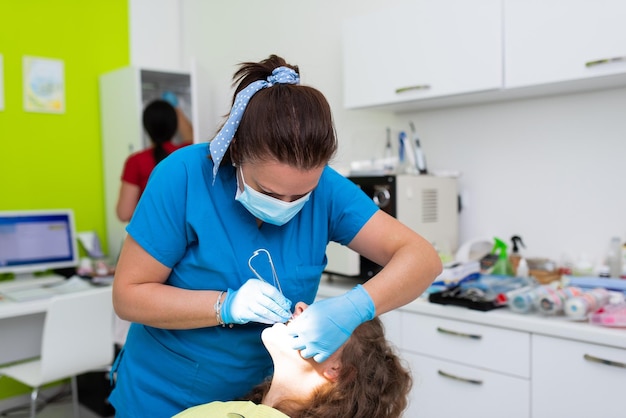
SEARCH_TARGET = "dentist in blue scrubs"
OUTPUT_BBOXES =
[109,54,442,417]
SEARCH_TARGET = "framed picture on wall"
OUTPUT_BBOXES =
[23,56,65,113]
[0,54,4,111]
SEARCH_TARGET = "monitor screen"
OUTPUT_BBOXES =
[0,209,78,277]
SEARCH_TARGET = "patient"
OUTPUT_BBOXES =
[174,303,412,418]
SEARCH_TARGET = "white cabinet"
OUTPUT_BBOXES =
[99,67,196,258]
[342,0,626,111]
[401,313,530,377]
[315,281,626,418]
[400,312,530,418]
[531,335,625,418]
[342,0,502,109]
[505,0,626,89]
[405,352,530,418]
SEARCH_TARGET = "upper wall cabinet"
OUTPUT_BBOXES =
[342,0,502,110]
[343,0,626,112]
[505,0,626,88]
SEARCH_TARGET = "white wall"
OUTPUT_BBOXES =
[177,0,403,163]
[129,0,184,71]
[131,0,626,268]
[406,88,626,266]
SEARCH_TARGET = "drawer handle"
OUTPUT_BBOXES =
[436,326,482,340]
[395,84,431,94]
[585,56,626,67]
[437,369,483,385]
[583,353,626,369]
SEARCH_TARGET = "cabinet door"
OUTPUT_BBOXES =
[100,67,143,260]
[100,67,196,259]
[404,352,530,418]
[505,0,626,88]
[532,335,625,418]
[342,0,502,109]
[380,309,403,350]
[402,313,531,378]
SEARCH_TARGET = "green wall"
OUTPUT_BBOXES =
[0,0,129,400]
[0,0,129,246]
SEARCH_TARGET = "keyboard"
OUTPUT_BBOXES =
[1,276,94,302]
[2,286,57,302]
[0,276,65,291]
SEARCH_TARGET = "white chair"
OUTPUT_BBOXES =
[0,286,114,417]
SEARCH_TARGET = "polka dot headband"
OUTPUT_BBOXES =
[209,66,300,182]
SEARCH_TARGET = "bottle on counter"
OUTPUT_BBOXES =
[564,288,610,320]
[536,286,583,315]
[491,237,514,276]
[509,235,525,275]
[396,131,412,174]
[508,284,554,314]
[622,242,626,277]
[607,236,622,278]
[516,258,530,279]
[383,127,394,172]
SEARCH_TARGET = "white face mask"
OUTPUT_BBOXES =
[235,167,311,226]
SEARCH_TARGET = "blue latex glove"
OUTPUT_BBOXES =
[287,284,375,362]
[161,91,178,107]
[221,279,292,325]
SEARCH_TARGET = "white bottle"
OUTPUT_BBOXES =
[607,237,622,278]
[516,258,529,278]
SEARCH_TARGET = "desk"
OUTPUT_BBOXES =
[0,278,110,365]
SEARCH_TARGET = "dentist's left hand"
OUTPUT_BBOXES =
[287,284,375,362]
[221,279,292,325]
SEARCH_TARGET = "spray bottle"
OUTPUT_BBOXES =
[510,235,525,275]
[491,237,514,276]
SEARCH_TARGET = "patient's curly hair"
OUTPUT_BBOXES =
[246,317,412,418]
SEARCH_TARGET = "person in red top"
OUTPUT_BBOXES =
[116,99,192,222]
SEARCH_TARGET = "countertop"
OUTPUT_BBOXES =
[317,275,626,350]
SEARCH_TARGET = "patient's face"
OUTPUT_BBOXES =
[261,302,341,377]
[261,302,307,363]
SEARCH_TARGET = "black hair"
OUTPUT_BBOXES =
[143,99,178,164]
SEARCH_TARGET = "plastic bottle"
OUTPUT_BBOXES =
[508,286,550,314]
[509,236,525,274]
[397,131,411,174]
[516,258,530,278]
[409,121,428,174]
[536,286,583,315]
[607,236,622,278]
[383,127,394,172]
[622,242,626,277]
[490,237,514,276]
[564,288,610,320]
[401,128,418,174]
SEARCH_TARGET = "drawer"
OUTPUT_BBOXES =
[532,335,626,418]
[401,312,530,378]
[404,352,530,418]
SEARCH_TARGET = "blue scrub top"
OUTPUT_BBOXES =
[109,143,378,417]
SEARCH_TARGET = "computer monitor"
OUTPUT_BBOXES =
[0,209,79,279]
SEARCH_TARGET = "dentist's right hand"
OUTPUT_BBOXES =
[221,279,292,325]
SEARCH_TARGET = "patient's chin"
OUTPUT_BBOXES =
[262,322,297,357]
[261,322,287,344]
